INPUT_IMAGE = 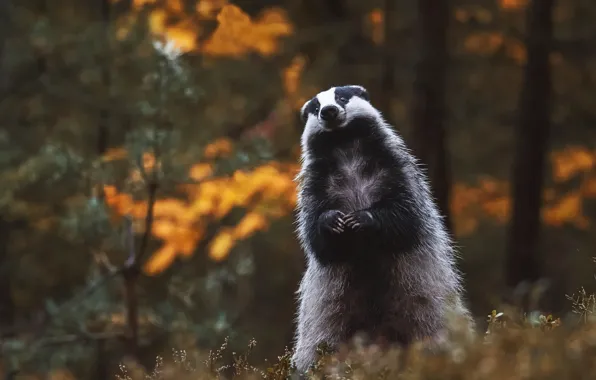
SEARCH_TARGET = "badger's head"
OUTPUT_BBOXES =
[300,85,374,135]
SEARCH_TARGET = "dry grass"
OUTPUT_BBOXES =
[116,301,596,380]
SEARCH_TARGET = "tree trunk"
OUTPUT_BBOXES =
[410,0,452,233]
[0,219,15,332]
[505,0,554,292]
[378,0,394,118]
[0,0,15,335]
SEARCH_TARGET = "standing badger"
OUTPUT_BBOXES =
[292,85,474,372]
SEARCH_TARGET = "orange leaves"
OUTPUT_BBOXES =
[543,191,589,229]
[451,178,510,236]
[104,185,147,221]
[282,56,303,95]
[203,138,233,159]
[463,32,526,64]
[196,0,229,19]
[202,5,293,57]
[283,55,307,110]
[455,6,526,63]
[551,147,595,182]
[102,147,128,162]
[584,177,596,198]
[189,163,214,181]
[104,147,298,275]
[366,9,384,45]
[542,147,596,229]
[499,0,528,10]
[209,229,235,261]
[235,212,268,239]
[102,133,596,273]
[124,1,293,56]
[451,147,596,236]
[153,162,296,271]
[208,213,267,260]
[143,3,200,52]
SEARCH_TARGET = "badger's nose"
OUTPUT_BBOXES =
[320,105,339,121]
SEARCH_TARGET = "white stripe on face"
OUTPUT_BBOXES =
[315,87,338,116]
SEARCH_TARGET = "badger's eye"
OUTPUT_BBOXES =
[339,97,347,103]
[315,106,320,113]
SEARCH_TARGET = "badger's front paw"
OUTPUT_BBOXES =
[344,210,376,232]
[319,210,346,234]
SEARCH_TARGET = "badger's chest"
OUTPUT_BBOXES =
[327,144,386,212]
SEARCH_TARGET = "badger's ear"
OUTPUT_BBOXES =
[300,99,310,123]
[357,86,370,101]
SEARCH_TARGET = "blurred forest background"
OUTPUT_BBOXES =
[1,0,596,378]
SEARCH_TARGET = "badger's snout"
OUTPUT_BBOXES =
[320,105,340,121]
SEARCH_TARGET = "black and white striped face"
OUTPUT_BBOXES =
[300,85,371,133]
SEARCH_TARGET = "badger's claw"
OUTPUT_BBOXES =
[344,210,375,232]
[320,210,346,234]
[343,214,361,231]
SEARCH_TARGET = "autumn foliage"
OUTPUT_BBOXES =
[94,0,596,277]
[2,0,596,378]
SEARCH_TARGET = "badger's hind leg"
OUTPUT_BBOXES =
[292,339,322,374]
[293,326,340,374]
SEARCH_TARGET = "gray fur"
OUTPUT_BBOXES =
[291,85,475,372]
[327,145,387,212]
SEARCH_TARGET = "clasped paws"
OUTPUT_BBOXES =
[319,210,376,235]
[319,210,346,234]
[343,210,375,231]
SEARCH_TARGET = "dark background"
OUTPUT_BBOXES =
[1,0,595,377]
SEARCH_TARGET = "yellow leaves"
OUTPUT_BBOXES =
[142,152,157,171]
[124,0,293,56]
[463,32,526,64]
[102,135,595,273]
[132,0,156,7]
[366,8,384,45]
[542,191,589,229]
[102,147,127,162]
[584,177,596,197]
[197,0,229,19]
[283,55,307,109]
[153,11,199,51]
[208,213,268,261]
[202,5,293,57]
[455,7,525,63]
[235,212,268,239]
[144,244,178,274]
[451,148,596,236]
[104,157,298,275]
[543,148,596,230]
[209,228,235,261]
[204,138,233,159]
[451,178,510,236]
[551,147,595,182]
[499,0,528,10]
[189,163,214,181]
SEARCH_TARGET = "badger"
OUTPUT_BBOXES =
[291,85,475,372]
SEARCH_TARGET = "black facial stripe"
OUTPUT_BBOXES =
[334,85,370,105]
[302,97,321,122]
